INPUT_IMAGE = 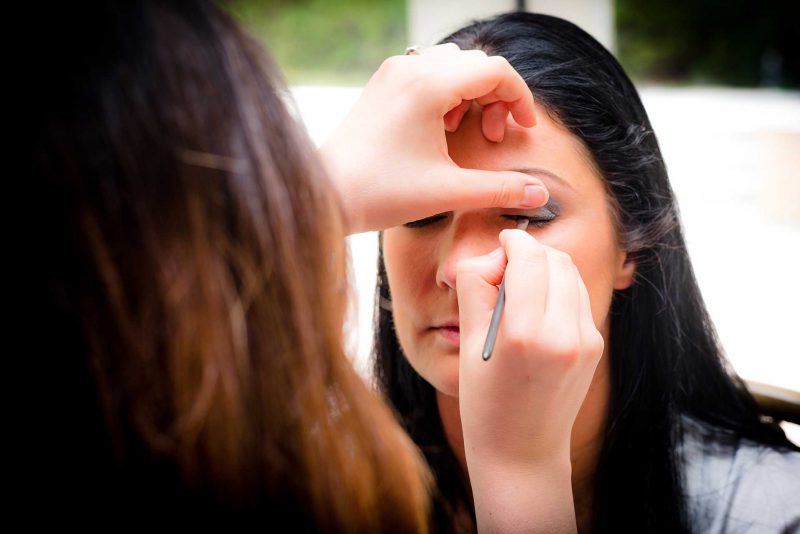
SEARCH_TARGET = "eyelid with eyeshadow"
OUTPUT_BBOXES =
[402,201,560,229]
[500,201,560,227]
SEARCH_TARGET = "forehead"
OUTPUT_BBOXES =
[446,104,601,192]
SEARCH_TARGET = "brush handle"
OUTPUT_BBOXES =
[481,218,529,361]
[482,276,507,360]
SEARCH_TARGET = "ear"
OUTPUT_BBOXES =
[613,251,636,290]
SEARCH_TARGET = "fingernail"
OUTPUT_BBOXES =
[488,247,504,259]
[522,185,547,207]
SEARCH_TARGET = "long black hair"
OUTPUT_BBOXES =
[374,12,796,533]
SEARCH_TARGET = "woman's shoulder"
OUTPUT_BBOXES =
[680,416,800,533]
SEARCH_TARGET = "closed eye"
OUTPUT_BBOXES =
[501,213,556,229]
[402,213,448,228]
[403,202,559,229]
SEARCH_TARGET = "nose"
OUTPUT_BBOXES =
[436,215,500,290]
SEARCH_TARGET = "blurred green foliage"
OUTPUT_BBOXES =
[223,0,406,85]
[616,0,799,87]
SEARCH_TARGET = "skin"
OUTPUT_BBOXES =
[383,105,636,531]
[323,44,595,531]
[320,44,550,234]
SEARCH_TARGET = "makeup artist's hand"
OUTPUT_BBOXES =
[455,229,603,533]
[319,44,548,234]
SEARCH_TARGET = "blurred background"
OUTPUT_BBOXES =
[226,0,799,87]
[224,0,799,436]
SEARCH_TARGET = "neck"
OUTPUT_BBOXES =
[436,355,610,534]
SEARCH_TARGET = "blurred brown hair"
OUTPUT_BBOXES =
[26,1,429,530]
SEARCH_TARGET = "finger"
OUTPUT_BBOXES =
[444,100,472,132]
[576,270,603,359]
[475,89,536,131]
[540,249,580,342]
[456,247,508,339]
[498,229,549,330]
[423,42,460,55]
[457,247,507,402]
[481,101,509,143]
[433,166,549,211]
[435,53,535,127]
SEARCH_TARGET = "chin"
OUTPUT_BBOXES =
[427,359,461,398]
[402,342,462,397]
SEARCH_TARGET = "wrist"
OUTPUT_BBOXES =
[469,457,576,533]
[468,450,573,490]
[318,143,363,234]
[463,431,573,476]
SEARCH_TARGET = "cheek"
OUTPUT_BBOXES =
[537,217,620,328]
[382,230,440,362]
[382,230,436,307]
[579,260,618,329]
[383,230,455,388]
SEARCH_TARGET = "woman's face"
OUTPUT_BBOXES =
[382,106,635,398]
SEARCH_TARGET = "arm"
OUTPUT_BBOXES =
[319,44,548,234]
[469,458,576,533]
[456,230,604,533]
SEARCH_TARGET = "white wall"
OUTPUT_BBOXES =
[408,0,614,52]
[408,0,515,46]
[528,0,614,51]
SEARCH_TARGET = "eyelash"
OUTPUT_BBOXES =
[402,212,557,229]
[501,214,556,229]
[402,214,448,228]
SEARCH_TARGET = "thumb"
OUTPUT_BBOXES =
[443,167,549,211]
[456,247,507,349]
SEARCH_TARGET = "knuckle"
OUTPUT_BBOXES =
[455,257,480,278]
[492,180,515,206]
[586,330,605,358]
[502,325,534,353]
[487,54,511,71]
[518,239,546,265]
[465,48,489,58]
[378,55,403,74]
[373,56,403,84]
[549,339,581,364]
[548,248,574,267]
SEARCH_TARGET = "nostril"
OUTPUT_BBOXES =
[435,257,458,290]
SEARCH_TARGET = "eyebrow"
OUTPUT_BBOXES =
[510,167,575,191]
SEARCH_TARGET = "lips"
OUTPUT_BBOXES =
[432,321,460,345]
